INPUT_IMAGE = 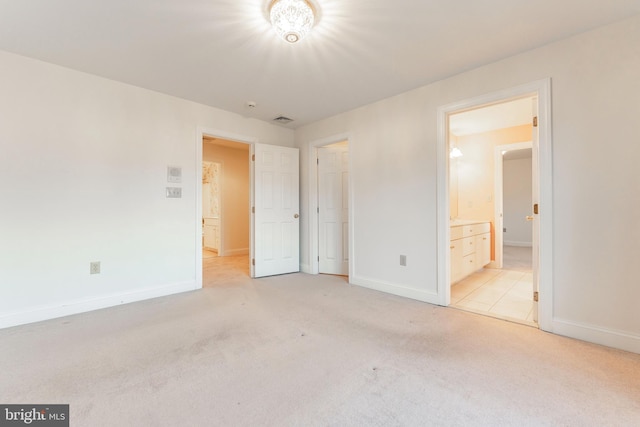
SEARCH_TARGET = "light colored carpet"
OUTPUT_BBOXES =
[1,272,639,426]
[503,245,532,271]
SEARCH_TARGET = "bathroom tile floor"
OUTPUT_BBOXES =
[451,269,535,326]
[203,249,218,259]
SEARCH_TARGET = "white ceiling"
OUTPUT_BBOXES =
[503,148,532,161]
[0,1,638,128]
[204,136,250,151]
[449,97,533,136]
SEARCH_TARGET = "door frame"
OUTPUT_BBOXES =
[307,133,353,279]
[494,141,533,269]
[196,128,257,285]
[436,79,553,331]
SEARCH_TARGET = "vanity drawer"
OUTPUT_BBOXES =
[462,237,475,256]
[462,222,490,237]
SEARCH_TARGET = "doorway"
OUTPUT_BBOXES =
[202,136,251,283]
[436,79,553,331]
[196,130,301,285]
[495,142,534,270]
[449,112,535,325]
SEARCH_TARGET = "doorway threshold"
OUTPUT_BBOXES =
[450,304,537,328]
[450,268,537,328]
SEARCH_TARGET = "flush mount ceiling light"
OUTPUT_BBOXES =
[269,0,315,43]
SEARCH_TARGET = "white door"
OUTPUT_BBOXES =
[531,98,540,323]
[252,143,300,278]
[318,145,349,275]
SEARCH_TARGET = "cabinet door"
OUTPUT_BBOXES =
[475,232,491,268]
[450,240,463,284]
[462,254,476,277]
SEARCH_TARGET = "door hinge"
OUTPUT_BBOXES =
[317,207,319,213]
[252,206,255,214]
[252,258,255,266]
[533,291,539,302]
[252,154,255,161]
[318,256,320,262]
[533,203,539,215]
[317,158,319,165]
[533,116,538,127]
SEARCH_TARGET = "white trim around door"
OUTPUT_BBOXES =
[306,133,354,280]
[436,79,553,332]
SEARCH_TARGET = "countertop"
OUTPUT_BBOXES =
[450,219,489,226]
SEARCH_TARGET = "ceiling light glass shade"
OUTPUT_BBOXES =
[450,147,463,158]
[270,0,315,43]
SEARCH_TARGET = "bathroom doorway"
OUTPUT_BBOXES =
[445,95,540,326]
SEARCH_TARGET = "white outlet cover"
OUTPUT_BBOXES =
[90,261,100,274]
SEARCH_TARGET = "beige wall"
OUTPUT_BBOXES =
[455,124,532,221]
[449,135,459,218]
[295,15,640,353]
[453,124,532,258]
[203,143,250,255]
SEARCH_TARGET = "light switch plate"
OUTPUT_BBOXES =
[167,166,182,183]
[166,187,182,198]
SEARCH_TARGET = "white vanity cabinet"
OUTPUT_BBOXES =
[450,221,491,284]
[203,217,220,252]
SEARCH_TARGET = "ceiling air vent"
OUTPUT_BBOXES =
[273,116,294,124]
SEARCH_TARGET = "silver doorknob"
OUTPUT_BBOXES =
[294,214,299,218]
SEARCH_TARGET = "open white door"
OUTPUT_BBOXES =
[318,144,349,275]
[531,97,540,323]
[252,143,300,278]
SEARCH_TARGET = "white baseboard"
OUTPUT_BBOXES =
[0,281,197,330]
[504,241,533,247]
[221,248,249,256]
[552,318,640,354]
[351,275,439,304]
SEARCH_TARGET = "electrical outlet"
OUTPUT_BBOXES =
[90,261,100,275]
[400,255,407,266]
